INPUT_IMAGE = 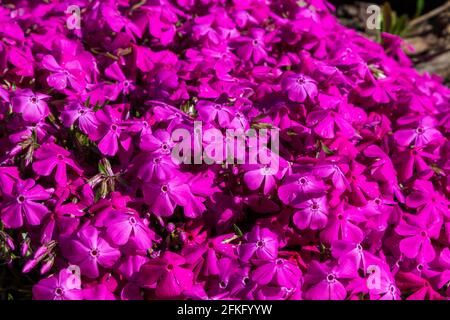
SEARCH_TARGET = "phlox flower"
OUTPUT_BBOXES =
[252,258,302,289]
[303,261,355,300]
[238,225,278,262]
[139,252,193,298]
[41,54,87,91]
[33,268,83,300]
[32,143,83,185]
[64,225,120,278]
[11,89,50,122]
[396,212,441,263]
[281,73,318,103]
[1,179,52,228]
[292,196,329,230]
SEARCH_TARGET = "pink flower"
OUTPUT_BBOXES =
[292,196,328,230]
[41,54,86,91]
[11,89,50,122]
[306,108,355,139]
[406,180,449,219]
[196,100,234,128]
[182,234,236,277]
[281,73,318,102]
[139,252,193,298]
[238,225,278,262]
[396,212,440,263]
[252,258,302,289]
[32,143,83,185]
[103,210,154,250]
[304,261,355,300]
[60,103,100,139]
[235,29,268,64]
[64,225,120,278]
[320,203,365,244]
[278,173,326,206]
[33,268,83,300]
[142,178,192,217]
[394,116,442,147]
[96,106,131,156]
[1,179,52,228]
[105,62,135,98]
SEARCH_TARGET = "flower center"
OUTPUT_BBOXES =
[208,242,214,249]
[337,214,344,220]
[256,240,264,248]
[153,157,161,164]
[129,217,137,225]
[78,108,85,115]
[298,177,307,185]
[123,80,130,87]
[166,263,174,271]
[161,185,169,193]
[252,39,260,46]
[374,198,382,205]
[242,277,250,285]
[276,259,284,266]
[420,231,427,238]
[161,143,169,152]
[296,76,305,84]
[389,285,396,293]
[214,104,222,110]
[90,249,99,257]
[30,96,38,104]
[311,203,319,210]
[357,244,363,251]
[219,280,227,288]
[262,166,273,174]
[54,287,64,296]
[326,274,336,282]
[416,127,424,134]
[110,124,118,132]
[17,195,26,203]
[57,154,64,161]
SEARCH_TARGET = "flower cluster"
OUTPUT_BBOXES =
[0,0,449,300]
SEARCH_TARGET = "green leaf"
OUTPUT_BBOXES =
[233,224,244,238]
[84,95,91,107]
[321,142,334,155]
[98,161,107,174]
[396,15,409,36]
[382,2,392,33]
[251,122,273,129]
[415,0,425,17]
[389,10,397,34]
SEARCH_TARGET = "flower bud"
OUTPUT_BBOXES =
[166,223,175,233]
[21,240,29,257]
[33,245,48,260]
[40,256,55,274]
[22,259,38,273]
